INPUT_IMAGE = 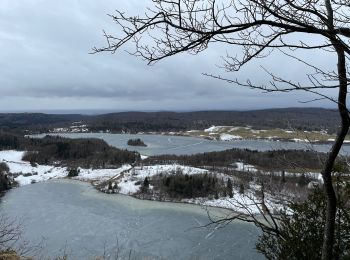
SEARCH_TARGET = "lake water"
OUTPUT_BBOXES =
[0,180,263,259]
[10,132,348,259]
[35,133,350,156]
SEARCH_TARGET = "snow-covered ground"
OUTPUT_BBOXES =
[0,150,68,186]
[0,150,319,213]
[328,138,350,143]
[233,162,258,172]
[105,163,287,214]
[114,164,265,212]
[220,134,242,141]
[204,125,248,133]
[51,123,89,133]
[75,165,132,184]
[140,155,149,160]
[0,150,132,186]
[117,164,208,195]
[232,160,322,181]
[187,189,283,215]
[204,126,223,132]
[291,138,310,143]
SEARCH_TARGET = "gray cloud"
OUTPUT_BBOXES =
[0,0,339,112]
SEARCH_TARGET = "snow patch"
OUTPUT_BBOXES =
[228,127,242,132]
[119,180,141,195]
[140,155,149,160]
[250,130,260,134]
[0,150,68,186]
[75,165,132,184]
[220,134,241,141]
[204,126,221,132]
[290,138,310,143]
[233,162,257,172]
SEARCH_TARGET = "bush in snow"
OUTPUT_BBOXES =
[68,168,80,178]
[140,177,150,193]
[0,163,11,192]
[239,183,245,194]
[29,160,37,167]
[226,179,233,198]
[0,163,9,174]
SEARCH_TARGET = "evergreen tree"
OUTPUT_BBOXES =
[215,191,219,200]
[239,183,245,195]
[227,179,233,198]
[281,171,286,183]
[141,177,150,193]
[143,177,150,188]
[108,181,113,190]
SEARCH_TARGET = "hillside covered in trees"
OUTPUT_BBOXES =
[0,108,341,134]
[145,148,328,171]
[0,133,139,168]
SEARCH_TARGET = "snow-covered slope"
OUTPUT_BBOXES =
[0,150,68,186]
[117,164,208,195]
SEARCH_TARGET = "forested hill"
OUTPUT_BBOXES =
[0,108,340,133]
[89,108,339,133]
[0,113,83,133]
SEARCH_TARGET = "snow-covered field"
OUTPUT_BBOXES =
[104,163,289,214]
[75,165,132,184]
[204,126,249,133]
[117,164,208,195]
[0,150,132,186]
[291,138,310,143]
[233,162,258,172]
[220,134,242,141]
[0,150,68,186]
[185,125,350,143]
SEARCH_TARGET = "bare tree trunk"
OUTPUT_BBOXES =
[321,45,349,260]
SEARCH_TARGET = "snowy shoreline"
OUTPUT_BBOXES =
[0,150,319,214]
[37,129,349,146]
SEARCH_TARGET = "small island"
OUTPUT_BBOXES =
[127,138,147,147]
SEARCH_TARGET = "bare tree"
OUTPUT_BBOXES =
[0,215,46,259]
[94,1,350,259]
[0,215,21,250]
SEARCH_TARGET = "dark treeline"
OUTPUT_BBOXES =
[142,171,230,199]
[0,113,83,133]
[84,108,341,134]
[145,149,328,171]
[0,108,342,134]
[23,136,140,168]
[0,133,20,150]
[0,132,139,168]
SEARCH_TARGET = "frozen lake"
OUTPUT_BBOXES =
[0,180,263,259]
[10,132,346,259]
[34,133,350,156]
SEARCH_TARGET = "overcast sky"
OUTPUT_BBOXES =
[0,0,339,113]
